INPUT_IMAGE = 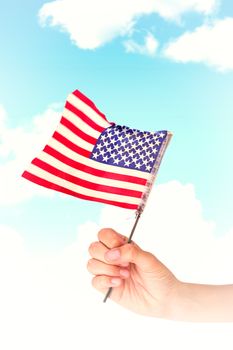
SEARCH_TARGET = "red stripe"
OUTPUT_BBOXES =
[22,171,138,210]
[44,145,147,186]
[32,158,143,198]
[52,132,91,158]
[72,90,108,120]
[60,117,97,145]
[65,101,105,133]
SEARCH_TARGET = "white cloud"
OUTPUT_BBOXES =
[1,181,233,350]
[164,17,233,71]
[99,181,233,284]
[124,32,159,56]
[39,0,218,49]
[0,104,62,206]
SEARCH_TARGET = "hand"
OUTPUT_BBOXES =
[87,228,179,318]
[88,228,233,322]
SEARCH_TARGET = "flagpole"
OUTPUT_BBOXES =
[103,208,142,303]
[103,132,173,303]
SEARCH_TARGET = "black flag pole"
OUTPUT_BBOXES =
[103,208,142,303]
[103,131,173,303]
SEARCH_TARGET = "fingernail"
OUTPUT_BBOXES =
[111,278,121,286]
[105,249,120,261]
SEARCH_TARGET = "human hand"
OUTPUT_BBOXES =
[87,228,180,318]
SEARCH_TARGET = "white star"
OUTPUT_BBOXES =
[138,154,144,161]
[155,140,161,146]
[122,154,127,161]
[159,132,166,138]
[100,134,107,141]
[113,158,120,164]
[135,163,141,169]
[103,140,109,147]
[146,150,151,157]
[125,160,130,167]
[100,149,105,156]
[106,146,112,153]
[110,135,116,142]
[129,150,135,157]
[114,129,120,136]
[114,144,120,150]
[146,165,152,171]
[96,144,102,150]
[118,135,124,141]
[118,149,123,156]
[143,159,149,165]
[92,152,98,159]
[132,156,138,163]
[149,155,155,162]
[138,140,144,146]
[128,138,134,144]
[103,155,109,162]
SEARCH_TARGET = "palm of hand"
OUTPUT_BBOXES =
[110,262,176,317]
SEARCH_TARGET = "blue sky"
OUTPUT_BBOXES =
[1,1,233,349]
[1,0,233,252]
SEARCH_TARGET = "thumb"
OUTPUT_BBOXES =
[105,243,163,273]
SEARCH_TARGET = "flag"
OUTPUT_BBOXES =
[22,90,172,210]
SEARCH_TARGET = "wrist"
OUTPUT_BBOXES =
[168,281,200,322]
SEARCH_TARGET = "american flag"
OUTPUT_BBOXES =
[22,90,172,210]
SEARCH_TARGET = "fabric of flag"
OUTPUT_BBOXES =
[22,90,172,210]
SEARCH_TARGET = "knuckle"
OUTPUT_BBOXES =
[92,276,105,289]
[127,244,138,261]
[88,241,99,255]
[110,236,120,248]
[98,228,111,241]
[86,259,94,273]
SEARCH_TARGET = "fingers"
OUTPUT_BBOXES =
[105,243,160,273]
[98,228,128,249]
[88,228,131,295]
[92,275,123,291]
[88,241,109,264]
[89,228,159,273]
[87,258,130,278]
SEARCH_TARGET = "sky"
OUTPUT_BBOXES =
[0,1,233,349]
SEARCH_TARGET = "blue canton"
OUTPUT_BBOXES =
[90,125,167,173]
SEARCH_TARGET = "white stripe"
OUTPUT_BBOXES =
[48,137,150,180]
[27,163,141,205]
[67,93,111,129]
[39,151,145,193]
[56,124,94,152]
[63,107,100,139]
